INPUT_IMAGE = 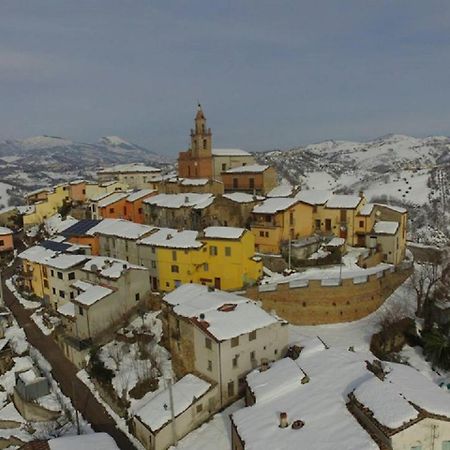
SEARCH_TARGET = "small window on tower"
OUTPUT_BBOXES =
[203,139,207,149]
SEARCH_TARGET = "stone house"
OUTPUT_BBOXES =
[221,164,278,195]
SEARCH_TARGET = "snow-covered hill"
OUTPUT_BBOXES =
[257,134,450,206]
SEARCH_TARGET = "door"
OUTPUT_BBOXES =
[214,277,221,289]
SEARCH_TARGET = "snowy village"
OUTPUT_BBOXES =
[1,3,450,450]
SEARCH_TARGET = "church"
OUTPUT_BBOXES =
[178,105,256,180]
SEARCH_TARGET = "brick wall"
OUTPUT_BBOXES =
[245,265,412,325]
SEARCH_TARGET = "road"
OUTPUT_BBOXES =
[0,260,136,449]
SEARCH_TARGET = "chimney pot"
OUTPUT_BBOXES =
[279,412,289,428]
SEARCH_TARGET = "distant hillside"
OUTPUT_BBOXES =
[255,134,450,244]
[0,135,173,198]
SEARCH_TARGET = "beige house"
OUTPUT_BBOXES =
[132,374,218,450]
[97,163,162,189]
[159,177,224,195]
[162,284,288,408]
[368,220,404,264]
[57,256,150,365]
[93,219,155,264]
[211,148,256,180]
[143,193,214,230]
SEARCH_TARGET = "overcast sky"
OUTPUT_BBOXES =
[1,1,450,155]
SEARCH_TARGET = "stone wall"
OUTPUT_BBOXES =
[245,264,412,325]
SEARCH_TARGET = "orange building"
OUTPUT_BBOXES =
[178,104,213,179]
[96,192,129,219]
[69,180,87,203]
[124,189,157,224]
[0,227,14,254]
[221,164,278,195]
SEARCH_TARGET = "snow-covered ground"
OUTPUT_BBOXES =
[0,182,12,208]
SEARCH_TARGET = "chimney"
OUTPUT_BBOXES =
[185,196,189,203]
[359,190,364,198]
[279,412,289,428]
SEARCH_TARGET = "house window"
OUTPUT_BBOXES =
[151,246,155,254]
[68,272,75,280]
[57,272,63,280]
[249,330,256,341]
[205,338,212,349]
[228,381,234,398]
[265,231,269,237]
[222,163,226,171]
[151,260,157,269]
[109,208,114,214]
[231,336,239,347]
[315,219,321,230]
[0,240,3,246]
[250,351,256,361]
[59,290,65,298]
[172,250,177,261]
[78,306,84,316]
[203,263,209,271]
[171,265,179,273]
[196,404,203,413]
[52,288,56,295]
[70,292,74,299]
[51,270,54,277]
[359,220,364,227]
[249,178,255,189]
[207,360,212,371]
[233,178,239,189]
[232,355,239,368]
[135,293,140,301]
[325,219,332,231]
[209,246,218,256]
[225,246,231,256]
[43,280,49,289]
[259,231,264,237]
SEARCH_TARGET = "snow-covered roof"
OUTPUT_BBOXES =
[126,189,156,202]
[202,227,245,240]
[224,164,269,173]
[267,184,294,198]
[373,221,399,235]
[19,245,56,263]
[97,192,129,208]
[48,432,121,450]
[45,253,87,270]
[57,302,75,318]
[359,203,375,216]
[0,226,12,235]
[252,197,298,214]
[222,192,264,203]
[98,163,160,174]
[325,194,362,209]
[180,178,209,186]
[91,219,155,240]
[26,187,51,197]
[233,348,379,450]
[138,228,202,249]
[144,193,214,210]
[0,402,26,424]
[82,256,147,279]
[134,374,211,432]
[212,148,251,156]
[246,358,305,403]
[163,284,279,341]
[325,237,346,247]
[234,347,450,450]
[374,203,407,214]
[72,280,114,307]
[295,189,332,205]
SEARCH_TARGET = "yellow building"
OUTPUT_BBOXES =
[251,198,314,254]
[19,245,54,300]
[138,226,262,292]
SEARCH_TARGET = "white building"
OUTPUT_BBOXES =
[162,284,288,408]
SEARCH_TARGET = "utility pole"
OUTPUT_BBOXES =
[167,378,177,447]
